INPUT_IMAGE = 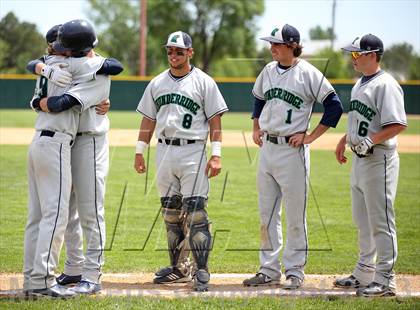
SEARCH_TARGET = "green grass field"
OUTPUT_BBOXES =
[0,109,419,308]
[1,296,419,309]
[1,146,419,275]
[0,109,419,134]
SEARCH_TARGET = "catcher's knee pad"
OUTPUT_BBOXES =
[161,195,184,266]
[183,196,211,270]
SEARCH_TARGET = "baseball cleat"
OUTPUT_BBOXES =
[153,267,192,284]
[193,269,210,292]
[70,280,102,295]
[26,284,76,298]
[356,282,396,297]
[243,273,280,287]
[282,275,303,290]
[333,275,361,288]
[155,266,174,277]
[56,273,82,286]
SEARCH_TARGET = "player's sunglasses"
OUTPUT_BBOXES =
[351,49,379,59]
[166,49,188,56]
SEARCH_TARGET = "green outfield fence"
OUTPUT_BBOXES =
[1,74,419,114]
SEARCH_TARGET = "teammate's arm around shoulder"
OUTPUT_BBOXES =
[206,115,223,178]
[134,117,156,174]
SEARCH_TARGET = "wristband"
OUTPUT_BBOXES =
[211,141,222,157]
[135,140,148,154]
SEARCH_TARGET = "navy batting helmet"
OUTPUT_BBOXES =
[45,24,61,44]
[53,19,98,55]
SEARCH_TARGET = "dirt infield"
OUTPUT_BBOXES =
[1,128,419,153]
[0,273,419,298]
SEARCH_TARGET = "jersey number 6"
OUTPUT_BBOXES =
[182,113,192,129]
[358,121,369,137]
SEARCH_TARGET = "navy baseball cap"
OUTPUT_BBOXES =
[165,31,192,49]
[260,24,300,44]
[342,34,384,55]
[46,24,61,44]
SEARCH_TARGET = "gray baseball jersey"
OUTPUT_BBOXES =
[347,71,406,290]
[346,71,407,148]
[136,67,228,140]
[33,55,105,139]
[63,74,111,283]
[253,59,337,282]
[23,56,105,290]
[253,60,335,136]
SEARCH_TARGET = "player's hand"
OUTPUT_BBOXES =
[41,64,72,87]
[335,138,347,164]
[134,154,147,173]
[39,98,50,112]
[252,129,263,147]
[96,99,110,115]
[288,133,306,147]
[353,137,374,158]
[205,156,221,178]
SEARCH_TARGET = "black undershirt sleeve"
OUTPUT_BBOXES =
[320,92,343,128]
[96,58,124,75]
[46,94,80,112]
[251,97,266,119]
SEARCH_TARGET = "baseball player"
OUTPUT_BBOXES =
[334,34,406,297]
[134,31,228,292]
[243,24,343,289]
[23,20,119,297]
[31,20,122,295]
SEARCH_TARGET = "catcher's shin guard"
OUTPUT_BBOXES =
[161,195,184,266]
[183,196,211,270]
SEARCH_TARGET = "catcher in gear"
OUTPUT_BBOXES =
[134,31,228,292]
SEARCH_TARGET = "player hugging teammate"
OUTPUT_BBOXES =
[23,19,123,298]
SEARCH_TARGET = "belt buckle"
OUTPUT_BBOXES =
[166,138,181,146]
[267,134,278,144]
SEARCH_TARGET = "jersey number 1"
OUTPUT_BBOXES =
[182,113,192,129]
[285,109,292,124]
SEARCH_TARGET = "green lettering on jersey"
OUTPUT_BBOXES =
[154,93,200,115]
[349,100,376,121]
[263,87,303,109]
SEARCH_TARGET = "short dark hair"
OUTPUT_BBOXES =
[376,53,382,62]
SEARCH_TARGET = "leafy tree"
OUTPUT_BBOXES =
[87,0,264,76]
[309,25,336,40]
[0,12,45,73]
[408,55,420,80]
[190,0,264,74]
[309,47,353,79]
[382,43,416,80]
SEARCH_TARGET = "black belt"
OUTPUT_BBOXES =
[266,134,290,144]
[158,138,196,146]
[40,130,55,138]
[76,132,83,136]
[40,130,73,145]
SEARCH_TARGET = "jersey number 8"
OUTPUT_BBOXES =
[182,113,193,129]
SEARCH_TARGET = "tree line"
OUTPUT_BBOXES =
[1,0,419,80]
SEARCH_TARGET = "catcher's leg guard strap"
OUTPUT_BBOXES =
[184,197,211,270]
[161,195,183,266]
